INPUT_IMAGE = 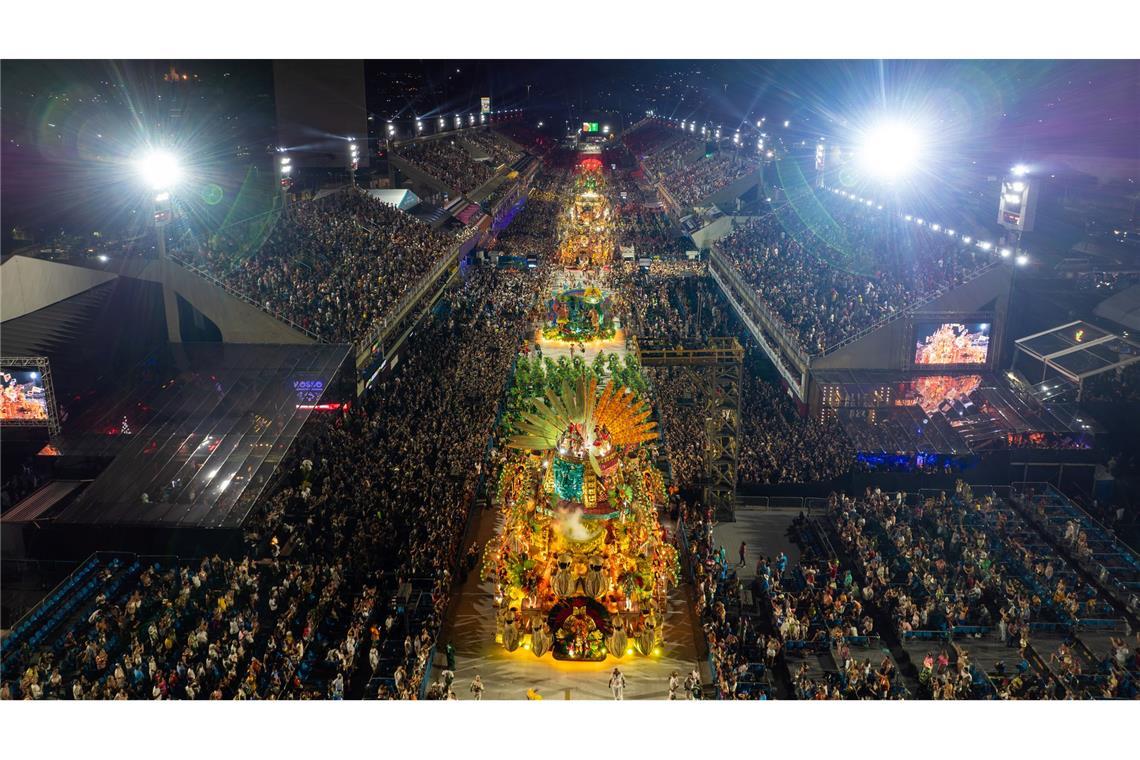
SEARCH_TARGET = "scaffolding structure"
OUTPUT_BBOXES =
[637,337,744,520]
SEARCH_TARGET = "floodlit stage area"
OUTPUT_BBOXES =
[438,505,701,700]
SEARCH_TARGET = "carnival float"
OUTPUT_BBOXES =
[556,158,614,268]
[483,374,678,661]
[543,285,616,343]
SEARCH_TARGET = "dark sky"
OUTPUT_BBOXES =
[3,59,1137,242]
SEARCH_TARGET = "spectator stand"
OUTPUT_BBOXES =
[912,485,1130,696]
[1011,481,1140,623]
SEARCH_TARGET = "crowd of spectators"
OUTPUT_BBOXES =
[614,267,855,487]
[715,194,999,355]
[827,482,1134,699]
[617,207,686,256]
[2,212,557,699]
[463,131,521,167]
[737,368,853,485]
[661,151,760,209]
[494,124,558,158]
[396,138,495,194]
[625,122,760,209]
[623,122,691,163]
[181,190,456,344]
[493,173,567,260]
[679,498,773,699]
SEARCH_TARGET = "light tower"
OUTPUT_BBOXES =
[135,149,182,261]
[348,138,359,188]
[998,164,1038,256]
[278,152,293,209]
[815,139,826,188]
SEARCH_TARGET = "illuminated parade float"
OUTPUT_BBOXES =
[484,373,677,662]
[543,285,616,343]
[557,158,615,267]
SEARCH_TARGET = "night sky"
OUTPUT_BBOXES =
[2,59,1136,244]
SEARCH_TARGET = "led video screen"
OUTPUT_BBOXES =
[582,122,599,133]
[913,322,991,366]
[1,367,50,423]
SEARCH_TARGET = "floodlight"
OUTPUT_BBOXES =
[135,149,182,190]
[1016,253,1029,266]
[1000,248,1012,258]
[857,120,923,181]
[1011,164,1029,176]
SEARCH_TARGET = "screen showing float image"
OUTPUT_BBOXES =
[581,122,599,133]
[913,322,991,365]
[0,367,50,423]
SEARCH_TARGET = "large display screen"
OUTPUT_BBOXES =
[582,122,599,133]
[913,322,991,366]
[1,367,50,423]
[481,96,491,114]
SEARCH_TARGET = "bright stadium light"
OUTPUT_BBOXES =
[135,149,182,190]
[1011,164,1030,176]
[857,120,924,181]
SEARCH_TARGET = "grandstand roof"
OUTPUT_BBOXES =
[816,369,1100,454]
[1094,283,1140,332]
[365,188,420,211]
[51,343,351,531]
[1014,320,1140,384]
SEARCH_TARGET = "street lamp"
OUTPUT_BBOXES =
[134,149,182,260]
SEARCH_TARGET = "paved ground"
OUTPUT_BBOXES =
[435,503,701,700]
[711,509,803,581]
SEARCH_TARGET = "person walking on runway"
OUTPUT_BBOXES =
[609,667,626,700]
